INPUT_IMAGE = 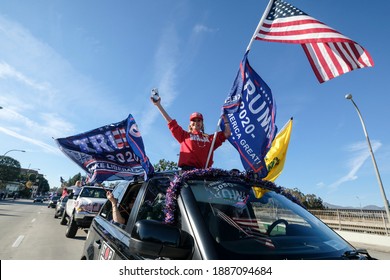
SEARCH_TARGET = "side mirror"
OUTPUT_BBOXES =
[130,219,193,259]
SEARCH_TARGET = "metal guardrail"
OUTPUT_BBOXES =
[310,209,390,236]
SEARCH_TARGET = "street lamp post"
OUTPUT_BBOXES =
[345,94,390,225]
[356,196,362,210]
[2,149,26,156]
[1,149,26,164]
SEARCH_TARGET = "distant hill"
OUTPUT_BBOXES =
[363,205,385,210]
[323,202,385,210]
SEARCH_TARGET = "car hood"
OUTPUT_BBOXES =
[76,197,107,213]
[78,197,107,206]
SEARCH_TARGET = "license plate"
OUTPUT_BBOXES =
[99,241,115,260]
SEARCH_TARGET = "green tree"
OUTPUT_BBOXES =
[18,186,32,198]
[28,173,37,182]
[69,173,82,186]
[284,188,305,205]
[36,174,50,194]
[0,156,21,182]
[284,187,325,209]
[18,172,36,189]
[153,159,178,171]
[304,194,325,210]
[62,172,86,187]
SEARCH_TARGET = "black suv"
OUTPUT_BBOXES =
[81,169,372,260]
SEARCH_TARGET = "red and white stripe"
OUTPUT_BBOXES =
[255,13,374,82]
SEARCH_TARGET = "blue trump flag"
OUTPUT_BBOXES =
[222,52,277,177]
[55,114,154,183]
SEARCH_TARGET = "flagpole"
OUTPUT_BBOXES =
[205,116,223,168]
[278,117,293,133]
[246,0,274,52]
[212,0,274,169]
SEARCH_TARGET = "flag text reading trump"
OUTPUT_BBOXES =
[223,52,276,176]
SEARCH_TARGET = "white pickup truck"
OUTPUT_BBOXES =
[60,186,108,238]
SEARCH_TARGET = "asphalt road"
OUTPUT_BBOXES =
[0,198,87,260]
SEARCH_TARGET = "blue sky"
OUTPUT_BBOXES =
[0,0,389,208]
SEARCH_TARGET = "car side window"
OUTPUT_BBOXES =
[100,198,113,222]
[135,177,171,222]
[115,184,142,224]
[100,182,127,222]
[100,182,142,227]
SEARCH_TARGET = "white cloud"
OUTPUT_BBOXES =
[140,24,180,135]
[0,107,75,138]
[0,61,51,91]
[0,127,59,154]
[328,140,382,190]
[193,24,218,34]
[0,15,110,153]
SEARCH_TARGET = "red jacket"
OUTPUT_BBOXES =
[168,120,227,168]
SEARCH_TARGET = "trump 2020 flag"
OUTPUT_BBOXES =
[222,52,277,177]
[264,118,293,182]
[55,114,154,183]
[249,0,374,83]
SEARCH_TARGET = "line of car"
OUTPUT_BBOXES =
[59,186,108,238]
[44,187,107,239]
[33,194,68,217]
[53,196,68,219]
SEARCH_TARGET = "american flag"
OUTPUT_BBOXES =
[213,208,275,248]
[252,0,374,83]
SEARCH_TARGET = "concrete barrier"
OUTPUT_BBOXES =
[336,230,390,252]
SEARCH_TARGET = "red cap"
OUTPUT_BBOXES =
[190,112,203,121]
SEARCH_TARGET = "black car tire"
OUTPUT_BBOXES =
[60,209,68,225]
[65,214,78,238]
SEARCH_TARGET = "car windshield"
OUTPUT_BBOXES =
[79,187,107,198]
[187,179,354,259]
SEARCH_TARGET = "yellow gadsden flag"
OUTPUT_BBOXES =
[263,118,293,182]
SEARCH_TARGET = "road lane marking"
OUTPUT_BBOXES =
[31,218,36,223]
[12,235,25,248]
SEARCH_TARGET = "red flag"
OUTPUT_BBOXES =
[250,0,374,83]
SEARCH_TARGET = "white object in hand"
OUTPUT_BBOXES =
[151,88,160,101]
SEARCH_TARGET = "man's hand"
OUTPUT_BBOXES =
[106,191,117,204]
